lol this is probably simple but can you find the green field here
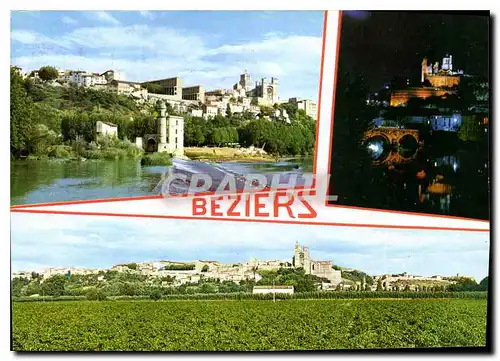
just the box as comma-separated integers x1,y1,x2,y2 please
12,298,487,351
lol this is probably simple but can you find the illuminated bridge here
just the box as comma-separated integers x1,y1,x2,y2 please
362,127,421,167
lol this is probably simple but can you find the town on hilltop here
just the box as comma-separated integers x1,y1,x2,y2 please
12,242,477,296
11,66,317,122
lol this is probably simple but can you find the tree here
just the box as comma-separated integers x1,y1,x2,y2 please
10,67,34,156
376,279,383,291
142,82,165,94
149,288,163,300
201,265,209,272
459,115,484,142
38,66,59,82
120,282,138,296
41,275,66,296
86,288,107,301
479,277,488,291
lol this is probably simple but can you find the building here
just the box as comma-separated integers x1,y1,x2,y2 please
188,108,203,117
96,121,118,138
145,77,182,100
251,77,279,105
403,114,462,132
253,285,294,294
202,104,219,119
234,71,253,92
421,55,462,88
135,100,184,156
293,242,342,284
84,73,107,87
64,70,107,87
11,66,27,78
289,97,317,119
182,85,205,102
390,87,452,107
108,80,145,97
101,70,125,82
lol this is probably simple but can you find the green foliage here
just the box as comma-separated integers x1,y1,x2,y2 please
256,267,324,293
40,275,66,297
479,277,488,291
140,152,173,166
149,288,163,301
12,298,487,350
238,117,315,155
183,110,316,155
447,277,483,292
38,66,59,82
341,269,374,285
11,67,34,155
162,264,195,271
142,82,166,94
459,115,484,142
86,288,107,301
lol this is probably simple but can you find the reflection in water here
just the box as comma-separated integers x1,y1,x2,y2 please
398,135,418,158
10,158,313,206
345,128,489,220
364,134,419,166
365,136,389,160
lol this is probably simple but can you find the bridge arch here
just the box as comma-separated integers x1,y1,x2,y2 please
362,127,421,166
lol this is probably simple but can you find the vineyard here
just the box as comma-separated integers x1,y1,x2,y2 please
12,298,487,351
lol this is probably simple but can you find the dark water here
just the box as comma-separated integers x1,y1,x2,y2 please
351,132,490,220
11,157,313,206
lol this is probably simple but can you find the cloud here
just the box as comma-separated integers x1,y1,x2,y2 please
10,213,490,281
89,11,120,26
62,16,78,25
11,30,57,46
11,25,322,100
139,11,155,20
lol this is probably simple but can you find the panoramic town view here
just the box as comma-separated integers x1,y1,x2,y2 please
11,213,489,351
10,11,321,204
329,11,490,220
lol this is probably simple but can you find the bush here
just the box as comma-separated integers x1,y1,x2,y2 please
47,145,73,158
140,152,173,166
86,288,107,301
149,289,163,301
101,147,127,160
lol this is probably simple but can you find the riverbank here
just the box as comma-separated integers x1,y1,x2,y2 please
184,146,280,162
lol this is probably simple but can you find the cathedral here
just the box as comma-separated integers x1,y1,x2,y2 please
293,242,341,284
233,71,280,106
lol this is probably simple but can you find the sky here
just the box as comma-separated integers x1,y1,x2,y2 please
10,11,323,101
339,11,490,92
11,213,490,281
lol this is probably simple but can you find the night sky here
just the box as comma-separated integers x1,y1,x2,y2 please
338,11,490,92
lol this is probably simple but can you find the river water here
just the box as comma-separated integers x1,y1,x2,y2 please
11,158,313,206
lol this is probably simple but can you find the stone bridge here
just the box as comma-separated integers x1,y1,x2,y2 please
362,127,421,167
362,127,420,145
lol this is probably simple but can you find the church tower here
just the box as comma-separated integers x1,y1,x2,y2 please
421,58,428,83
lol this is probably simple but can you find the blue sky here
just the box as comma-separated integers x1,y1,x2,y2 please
11,213,490,281
11,11,323,101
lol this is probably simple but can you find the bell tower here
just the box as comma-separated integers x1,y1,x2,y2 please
421,58,428,83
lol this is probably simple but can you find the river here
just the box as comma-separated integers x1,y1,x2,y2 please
10,157,313,206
